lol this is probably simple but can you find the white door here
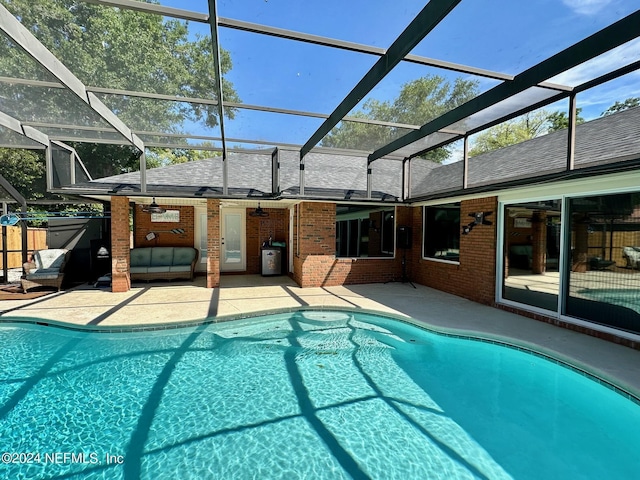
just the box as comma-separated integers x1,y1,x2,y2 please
194,207,207,272
220,208,246,272
289,206,294,273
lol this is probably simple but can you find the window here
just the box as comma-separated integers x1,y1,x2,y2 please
199,213,207,264
565,192,640,334
336,205,394,258
381,210,394,254
423,203,460,261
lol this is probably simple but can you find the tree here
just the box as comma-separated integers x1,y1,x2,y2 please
0,148,46,200
546,108,584,132
146,144,219,168
0,148,101,222
322,75,479,163
469,111,550,157
0,0,240,178
601,97,640,116
71,143,142,179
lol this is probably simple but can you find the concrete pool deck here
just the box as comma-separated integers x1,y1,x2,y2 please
1,274,639,400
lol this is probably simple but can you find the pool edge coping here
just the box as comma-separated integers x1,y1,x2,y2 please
2,305,639,406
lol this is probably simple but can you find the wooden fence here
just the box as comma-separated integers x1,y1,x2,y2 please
0,226,47,268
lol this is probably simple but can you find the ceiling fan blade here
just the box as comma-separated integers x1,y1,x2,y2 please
142,197,166,214
250,203,269,217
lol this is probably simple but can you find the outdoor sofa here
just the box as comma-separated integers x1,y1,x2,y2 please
508,244,559,270
22,248,70,292
129,246,198,282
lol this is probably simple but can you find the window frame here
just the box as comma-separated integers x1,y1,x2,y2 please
335,205,396,259
496,179,640,344
422,202,461,264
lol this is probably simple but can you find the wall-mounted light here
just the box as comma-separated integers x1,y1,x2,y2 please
462,211,493,235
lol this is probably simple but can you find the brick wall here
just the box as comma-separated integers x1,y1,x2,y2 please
134,204,195,248
207,199,220,288
413,197,498,305
110,196,131,292
246,208,289,274
293,202,410,287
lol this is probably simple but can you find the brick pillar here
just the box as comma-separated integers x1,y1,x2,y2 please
531,211,547,274
293,202,335,287
110,196,130,292
206,199,220,288
572,214,589,272
395,206,413,280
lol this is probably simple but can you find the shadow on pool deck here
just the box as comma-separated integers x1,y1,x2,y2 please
1,274,640,398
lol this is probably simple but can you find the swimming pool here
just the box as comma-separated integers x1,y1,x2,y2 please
578,288,640,314
1,310,639,479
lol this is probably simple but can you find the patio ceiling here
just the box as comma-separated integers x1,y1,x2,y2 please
0,0,639,200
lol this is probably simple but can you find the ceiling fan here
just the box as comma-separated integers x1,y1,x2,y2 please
141,197,166,214
249,203,269,217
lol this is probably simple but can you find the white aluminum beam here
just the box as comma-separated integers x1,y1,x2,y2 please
206,0,228,195
81,1,570,89
0,3,145,151
80,0,209,22
0,110,49,146
2,76,479,133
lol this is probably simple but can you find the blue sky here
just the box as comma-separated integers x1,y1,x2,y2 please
158,0,640,150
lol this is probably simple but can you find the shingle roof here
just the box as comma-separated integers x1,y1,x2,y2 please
90,149,403,201
87,107,640,201
413,106,640,196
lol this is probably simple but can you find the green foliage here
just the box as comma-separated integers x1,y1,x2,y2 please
21,204,105,227
70,143,142,178
322,75,479,162
546,108,584,132
146,144,220,168
601,97,640,116
0,0,239,130
469,111,550,157
469,97,638,157
0,0,242,189
0,148,46,200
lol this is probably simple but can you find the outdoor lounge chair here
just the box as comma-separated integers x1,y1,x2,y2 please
21,248,70,293
622,246,640,270
589,256,616,271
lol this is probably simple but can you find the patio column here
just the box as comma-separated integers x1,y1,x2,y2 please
572,214,590,273
531,211,547,274
111,196,130,292
206,199,220,288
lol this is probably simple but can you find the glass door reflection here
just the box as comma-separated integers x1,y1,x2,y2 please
502,200,562,312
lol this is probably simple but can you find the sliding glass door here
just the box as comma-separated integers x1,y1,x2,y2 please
564,192,640,334
501,200,562,312
500,191,640,336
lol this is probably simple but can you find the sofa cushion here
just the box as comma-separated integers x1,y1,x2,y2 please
169,265,192,273
150,247,174,267
173,247,197,266
510,245,532,257
35,249,68,270
147,266,171,274
130,248,152,267
130,266,149,274
26,268,61,280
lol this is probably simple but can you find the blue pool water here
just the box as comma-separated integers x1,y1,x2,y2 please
1,310,639,479
578,288,640,314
